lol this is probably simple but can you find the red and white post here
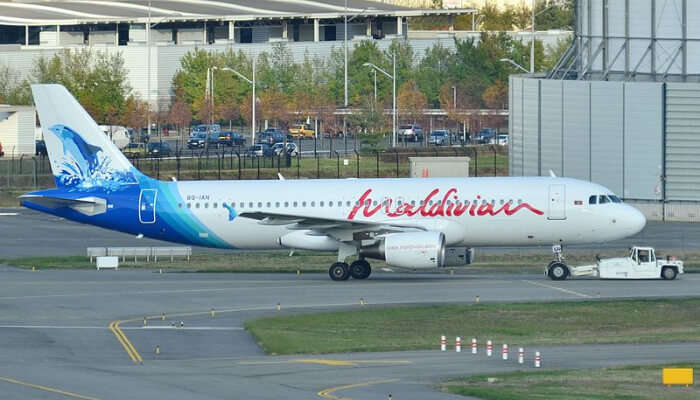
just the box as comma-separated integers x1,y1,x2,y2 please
486,340,493,357
534,351,541,368
518,348,524,364
502,344,508,360
455,337,461,353
440,335,446,352
471,338,477,354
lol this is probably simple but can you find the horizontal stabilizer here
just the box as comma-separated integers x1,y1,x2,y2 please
19,194,107,216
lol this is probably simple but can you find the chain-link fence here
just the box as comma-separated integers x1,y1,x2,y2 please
0,145,508,192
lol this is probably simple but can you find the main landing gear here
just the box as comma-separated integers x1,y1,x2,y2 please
546,244,570,281
329,259,372,281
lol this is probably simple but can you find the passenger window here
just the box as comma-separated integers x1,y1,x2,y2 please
240,202,244,208
195,203,200,209
266,202,271,208
213,203,218,208
187,203,191,208
258,202,263,208
302,201,306,207
589,195,597,205
311,201,315,207
275,202,280,208
320,201,324,207
293,201,298,207
204,203,209,209
284,201,289,207
329,201,333,207
346,201,351,207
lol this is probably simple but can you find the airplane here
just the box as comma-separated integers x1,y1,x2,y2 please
21,84,647,281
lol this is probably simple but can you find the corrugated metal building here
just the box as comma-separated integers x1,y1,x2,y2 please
509,0,700,222
0,105,36,156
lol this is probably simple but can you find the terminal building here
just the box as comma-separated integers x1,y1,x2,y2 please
509,0,700,221
0,0,476,111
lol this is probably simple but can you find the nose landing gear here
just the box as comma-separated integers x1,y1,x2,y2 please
546,244,570,281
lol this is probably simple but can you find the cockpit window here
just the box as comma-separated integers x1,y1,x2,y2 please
598,195,610,204
589,195,597,205
609,195,622,203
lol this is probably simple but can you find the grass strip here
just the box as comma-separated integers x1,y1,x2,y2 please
441,364,700,400
245,299,700,355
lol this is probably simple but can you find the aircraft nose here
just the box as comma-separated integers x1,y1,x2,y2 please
624,205,646,236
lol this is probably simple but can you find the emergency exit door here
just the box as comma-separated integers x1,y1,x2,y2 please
547,184,566,220
139,189,157,224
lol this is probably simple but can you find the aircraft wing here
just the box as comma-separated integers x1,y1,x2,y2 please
238,211,424,240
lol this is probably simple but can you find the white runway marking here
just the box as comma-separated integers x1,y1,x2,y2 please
522,280,592,298
0,213,18,216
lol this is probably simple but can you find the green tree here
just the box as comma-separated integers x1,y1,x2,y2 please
415,43,453,107
33,48,130,123
0,63,31,105
542,36,573,71
348,40,386,104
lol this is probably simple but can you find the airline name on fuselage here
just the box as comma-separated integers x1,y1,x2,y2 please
347,188,544,220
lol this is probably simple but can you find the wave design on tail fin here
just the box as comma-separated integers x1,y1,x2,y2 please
49,124,137,191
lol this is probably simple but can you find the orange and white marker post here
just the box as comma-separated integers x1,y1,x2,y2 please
440,335,446,352
518,348,524,364
502,344,509,360
455,337,462,353
535,351,542,368
471,338,477,354
486,340,493,357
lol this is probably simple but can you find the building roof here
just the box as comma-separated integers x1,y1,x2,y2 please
0,0,475,26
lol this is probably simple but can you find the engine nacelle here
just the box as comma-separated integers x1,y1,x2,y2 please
382,232,446,269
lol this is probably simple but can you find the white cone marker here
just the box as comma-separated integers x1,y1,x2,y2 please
535,351,541,368
456,337,461,353
486,340,493,357
440,335,446,352
502,343,508,360
518,348,524,364
471,338,477,354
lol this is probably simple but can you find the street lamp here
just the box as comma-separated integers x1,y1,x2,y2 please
218,59,257,144
500,58,529,73
531,0,535,74
363,53,396,147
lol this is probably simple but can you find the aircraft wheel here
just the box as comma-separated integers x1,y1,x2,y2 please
547,262,569,281
661,267,677,280
349,260,371,280
329,262,350,281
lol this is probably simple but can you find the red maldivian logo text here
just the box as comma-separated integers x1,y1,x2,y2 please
347,188,544,220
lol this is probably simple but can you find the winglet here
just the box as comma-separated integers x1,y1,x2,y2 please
549,170,557,178
277,173,285,181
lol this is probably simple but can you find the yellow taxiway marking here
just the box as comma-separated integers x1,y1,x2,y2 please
108,320,143,364
238,359,412,367
318,379,399,400
522,280,592,298
0,376,102,400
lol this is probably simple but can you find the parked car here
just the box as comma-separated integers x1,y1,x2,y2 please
494,134,508,146
190,124,221,137
289,123,315,139
398,124,424,142
476,128,497,144
147,141,172,157
187,132,218,149
246,143,273,157
122,142,147,157
271,142,299,156
218,132,246,147
35,139,48,156
128,128,150,144
257,129,285,145
428,130,449,146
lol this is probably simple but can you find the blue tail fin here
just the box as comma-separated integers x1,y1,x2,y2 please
32,84,141,191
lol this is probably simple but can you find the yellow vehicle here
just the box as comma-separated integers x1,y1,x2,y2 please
122,142,147,158
289,123,315,139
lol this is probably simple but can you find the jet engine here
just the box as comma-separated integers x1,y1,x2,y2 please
361,232,446,269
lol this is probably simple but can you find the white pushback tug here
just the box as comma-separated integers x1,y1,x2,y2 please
547,246,684,281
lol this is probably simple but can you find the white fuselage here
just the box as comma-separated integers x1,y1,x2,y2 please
170,176,646,250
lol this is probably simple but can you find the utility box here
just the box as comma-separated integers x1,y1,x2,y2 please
409,157,470,178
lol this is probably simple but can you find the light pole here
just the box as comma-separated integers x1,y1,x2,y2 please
530,0,535,73
363,53,396,147
499,58,529,73
147,0,151,141
220,59,256,144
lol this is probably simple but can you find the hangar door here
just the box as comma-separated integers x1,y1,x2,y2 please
547,184,566,220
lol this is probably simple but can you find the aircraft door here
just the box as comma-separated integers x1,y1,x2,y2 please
547,184,566,220
139,189,157,224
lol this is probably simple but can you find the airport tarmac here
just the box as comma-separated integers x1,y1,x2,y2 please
0,268,699,399
2,207,700,259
